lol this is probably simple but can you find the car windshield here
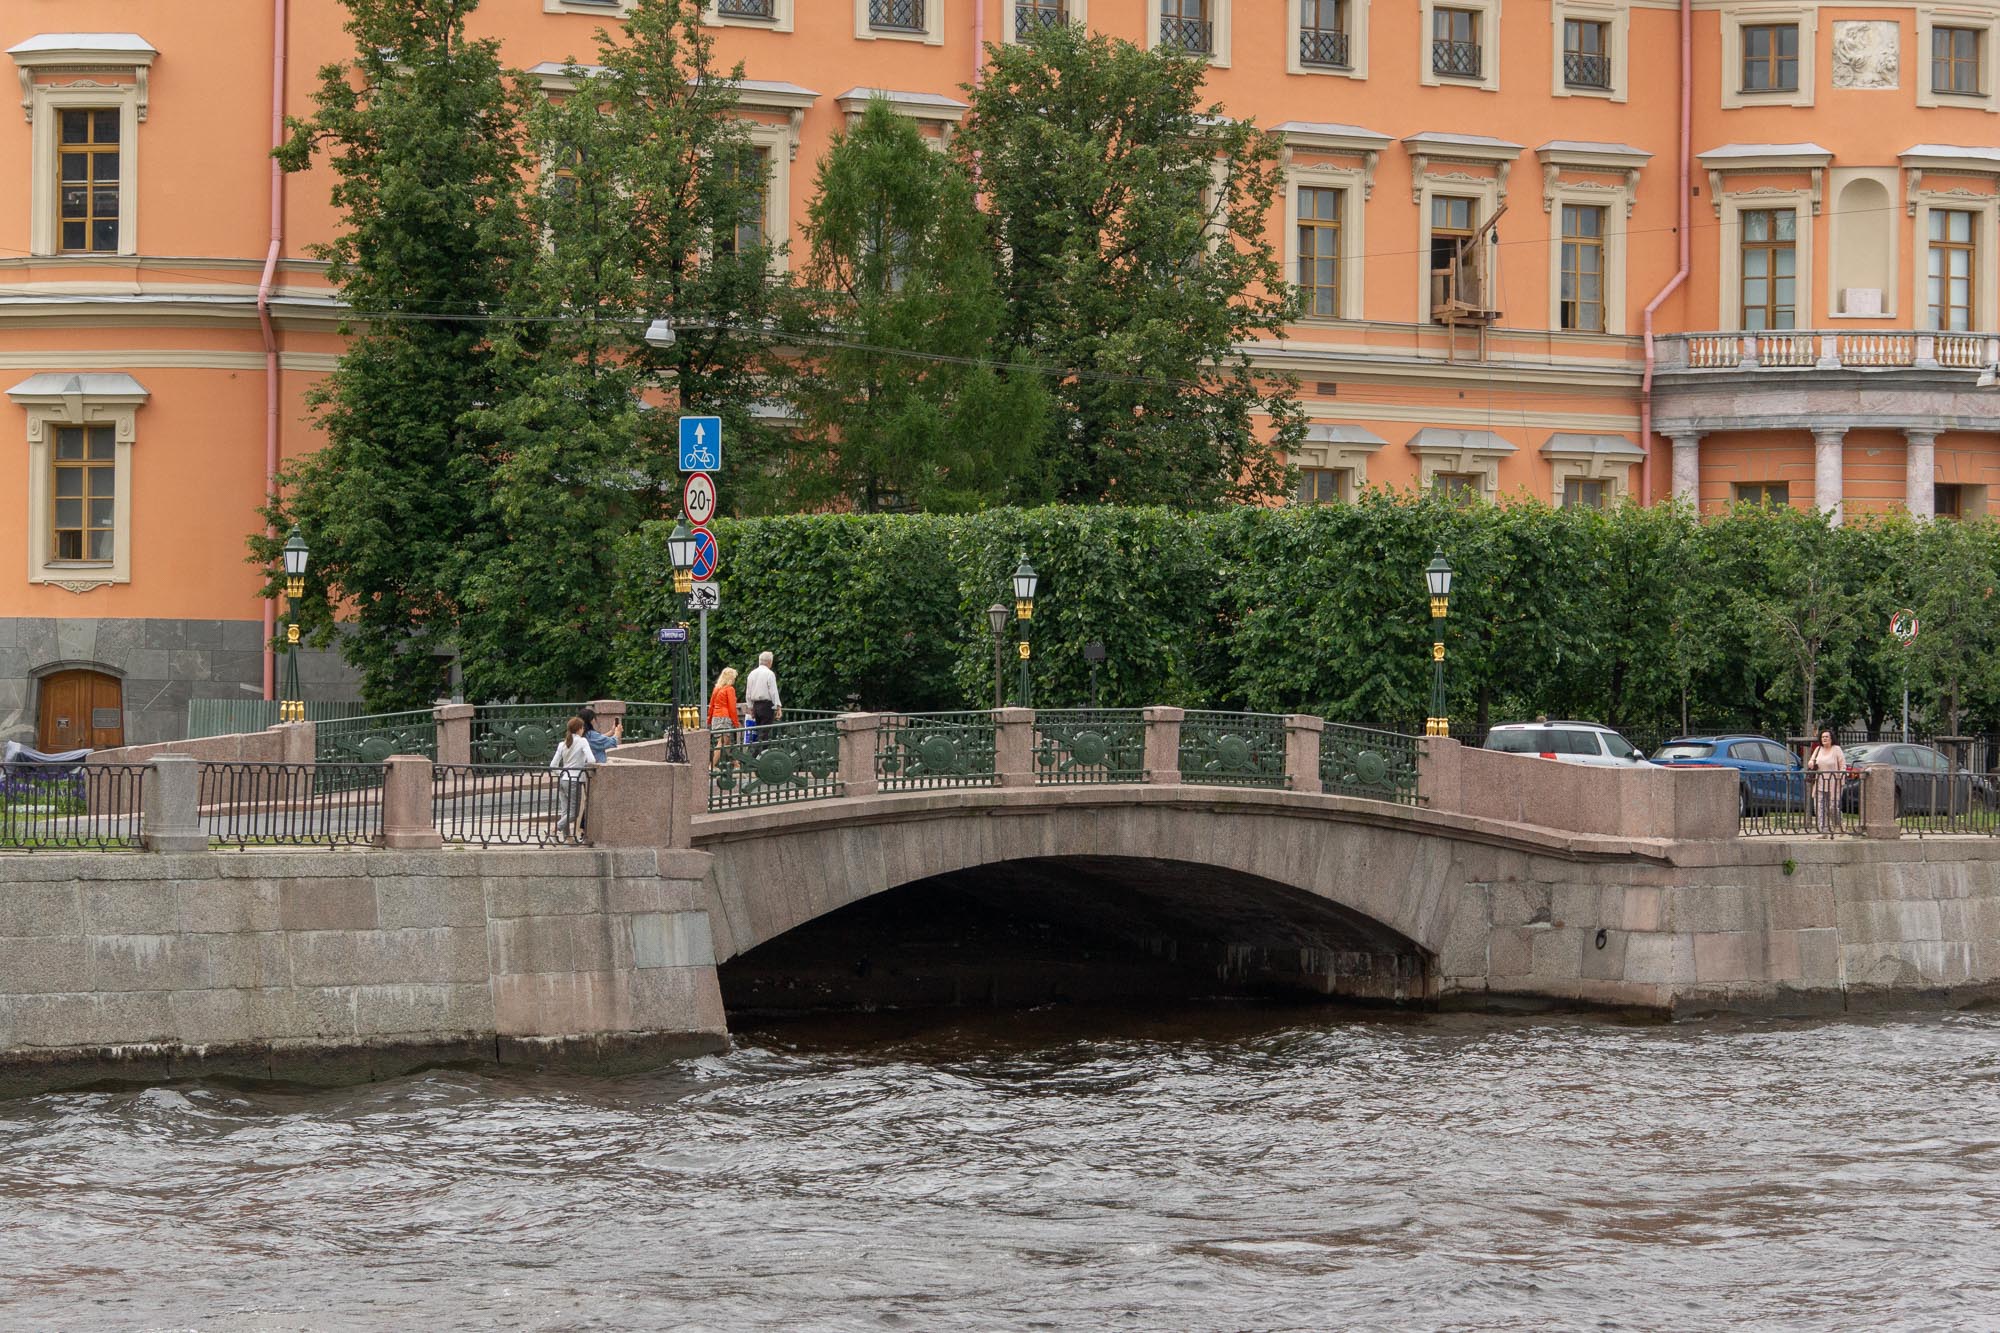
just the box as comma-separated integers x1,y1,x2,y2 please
1654,742,1715,759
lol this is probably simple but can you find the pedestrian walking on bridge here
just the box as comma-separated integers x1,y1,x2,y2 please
549,717,597,844
745,651,782,742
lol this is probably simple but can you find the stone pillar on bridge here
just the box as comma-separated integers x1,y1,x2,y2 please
1904,428,1938,520
1813,427,1847,525
434,702,475,767
1285,715,1325,794
270,722,315,767
1861,765,1902,840
994,708,1035,788
141,755,207,852
589,760,684,847
381,755,442,849
1416,736,1462,811
1669,431,1703,505
837,713,881,798
1143,706,1183,786
588,699,628,736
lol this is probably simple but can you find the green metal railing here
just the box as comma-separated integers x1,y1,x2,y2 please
710,716,843,811
186,697,367,739
1033,709,1148,785
876,712,998,791
471,703,585,766
1179,711,1290,789
315,709,437,764
1320,724,1423,806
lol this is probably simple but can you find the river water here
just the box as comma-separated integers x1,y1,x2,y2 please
4,1006,2000,1330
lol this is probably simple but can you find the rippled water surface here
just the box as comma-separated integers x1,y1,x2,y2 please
5,1008,2000,1330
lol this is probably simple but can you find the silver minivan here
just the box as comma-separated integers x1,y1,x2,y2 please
1482,721,1655,767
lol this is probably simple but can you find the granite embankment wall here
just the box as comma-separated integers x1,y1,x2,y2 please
0,846,724,1093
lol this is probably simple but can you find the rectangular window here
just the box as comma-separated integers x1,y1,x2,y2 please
1433,8,1481,78
1929,209,1976,332
1560,204,1606,332
1295,467,1348,504
1300,0,1350,69
1936,482,1965,519
1161,0,1213,54
1741,23,1800,92
51,425,116,563
57,108,121,255
1297,186,1343,318
1432,472,1481,499
1016,0,1067,38
717,0,777,15
1562,478,1608,510
1735,481,1790,506
1563,18,1610,88
1739,208,1797,332
718,147,770,257
1934,26,1982,95
1430,194,1478,320
869,0,926,33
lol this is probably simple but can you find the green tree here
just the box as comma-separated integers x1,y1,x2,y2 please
1903,517,2000,734
778,98,1046,513
260,0,535,708
958,23,1303,507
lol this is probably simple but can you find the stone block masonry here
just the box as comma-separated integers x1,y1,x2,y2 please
0,847,725,1095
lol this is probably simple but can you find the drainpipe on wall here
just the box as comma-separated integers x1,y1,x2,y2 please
257,0,289,699
1639,0,1692,506
974,0,985,87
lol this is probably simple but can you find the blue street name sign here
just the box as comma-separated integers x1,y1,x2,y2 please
656,625,690,645
678,416,722,473
690,528,719,582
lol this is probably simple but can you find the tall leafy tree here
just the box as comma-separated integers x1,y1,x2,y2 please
259,0,536,707
777,98,1046,513
958,23,1303,507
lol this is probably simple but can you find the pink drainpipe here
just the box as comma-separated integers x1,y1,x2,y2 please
1639,0,1692,506
974,0,984,85
257,0,288,699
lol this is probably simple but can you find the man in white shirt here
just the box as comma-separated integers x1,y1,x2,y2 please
744,651,782,739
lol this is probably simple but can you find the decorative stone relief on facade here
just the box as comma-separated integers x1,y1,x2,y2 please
1832,21,1899,89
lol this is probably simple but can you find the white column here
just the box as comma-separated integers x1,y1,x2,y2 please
1904,428,1938,520
1813,427,1846,525
1669,432,1703,505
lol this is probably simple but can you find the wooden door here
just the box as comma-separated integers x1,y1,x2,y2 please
37,670,124,751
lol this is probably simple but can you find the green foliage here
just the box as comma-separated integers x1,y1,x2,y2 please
957,23,1303,507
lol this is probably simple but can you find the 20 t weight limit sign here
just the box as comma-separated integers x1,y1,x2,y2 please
683,472,717,528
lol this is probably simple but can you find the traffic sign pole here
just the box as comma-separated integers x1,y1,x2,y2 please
678,415,724,728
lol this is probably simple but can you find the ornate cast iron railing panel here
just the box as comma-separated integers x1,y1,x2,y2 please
620,701,688,763
1032,709,1148,785
717,0,776,16
315,709,437,794
1563,51,1610,87
433,765,566,847
1159,15,1214,53
1320,725,1422,806
1433,39,1482,77
201,762,384,847
870,0,925,32
710,717,843,811
1016,0,1067,39
471,703,585,766
1300,28,1351,68
1179,711,1290,789
876,712,998,792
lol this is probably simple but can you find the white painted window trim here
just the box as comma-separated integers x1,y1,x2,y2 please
1715,188,1817,330
1283,167,1368,324
1286,0,1369,80
1541,441,1642,507
1004,0,1089,45
1549,0,1628,104
545,0,631,15
1916,6,2000,111
1292,429,1385,499
1145,0,1232,68
1413,174,1503,323
7,376,146,590
1409,443,1511,502
834,88,969,150
1418,0,1502,93
703,0,795,33
1720,5,1818,110
741,119,793,274
855,0,945,46
22,83,143,258
1912,189,2000,332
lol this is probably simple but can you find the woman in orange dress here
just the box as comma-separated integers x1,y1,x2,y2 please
708,666,742,732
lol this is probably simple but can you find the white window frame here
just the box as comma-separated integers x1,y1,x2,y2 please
1005,0,1089,44
1145,0,1233,68
16,70,148,258
737,120,794,274
834,88,969,152
1407,429,1515,502
703,0,795,32
1716,189,1817,330
1537,144,1645,336
1541,436,1644,507
8,374,147,591
1284,170,1367,323
1292,425,1385,499
544,0,632,14
1722,6,1818,110
1550,0,1628,103
1413,174,1503,324
1917,7,2000,111
855,0,945,46
1419,0,1501,93
1287,0,1370,80
1913,190,2000,332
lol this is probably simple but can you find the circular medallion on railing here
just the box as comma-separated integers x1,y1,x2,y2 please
753,747,800,786
356,736,396,764
1217,734,1254,769
514,723,557,757
917,734,962,775
1355,749,1389,786
1069,730,1109,766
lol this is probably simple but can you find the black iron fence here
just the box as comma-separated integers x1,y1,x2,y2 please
1300,27,1351,68
1888,771,2000,837
1737,769,1860,837
0,761,147,851
1015,0,1067,39
433,765,568,847
201,762,384,848
1432,38,1482,77
1159,15,1214,54
1563,51,1611,88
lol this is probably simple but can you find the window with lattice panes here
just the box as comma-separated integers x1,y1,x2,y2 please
1563,18,1610,89
717,146,770,257
1929,209,1976,332
1562,478,1608,510
1295,467,1349,504
51,425,116,563
1934,26,1982,94
1297,186,1343,318
1740,208,1797,331
1300,0,1350,68
1433,7,1481,78
1560,204,1606,332
57,108,121,254
1160,0,1213,53
1742,23,1799,92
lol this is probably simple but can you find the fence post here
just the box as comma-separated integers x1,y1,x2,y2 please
590,761,676,847
1861,766,1901,839
142,755,206,852
381,755,442,849
1143,706,1184,786
1417,736,1463,811
434,701,474,767
678,728,711,842
995,707,1034,789
838,713,881,798
1285,715,1325,795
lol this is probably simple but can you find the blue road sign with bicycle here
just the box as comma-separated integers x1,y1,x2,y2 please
678,416,722,472
690,528,719,581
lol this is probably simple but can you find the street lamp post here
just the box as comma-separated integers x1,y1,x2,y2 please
280,528,309,723
1083,640,1106,708
667,520,698,729
1012,557,1039,708
1425,549,1453,737
986,604,1010,711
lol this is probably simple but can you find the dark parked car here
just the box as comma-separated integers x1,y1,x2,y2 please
1844,742,1995,816
1651,734,1809,814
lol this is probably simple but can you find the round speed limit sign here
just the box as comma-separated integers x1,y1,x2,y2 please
683,471,717,527
1890,608,1920,644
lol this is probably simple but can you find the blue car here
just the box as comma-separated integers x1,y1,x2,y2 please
1651,734,1807,814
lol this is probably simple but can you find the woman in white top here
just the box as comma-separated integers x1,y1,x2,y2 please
549,716,597,844
1804,728,1847,836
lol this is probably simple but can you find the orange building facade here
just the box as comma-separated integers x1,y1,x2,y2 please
4,0,1999,745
